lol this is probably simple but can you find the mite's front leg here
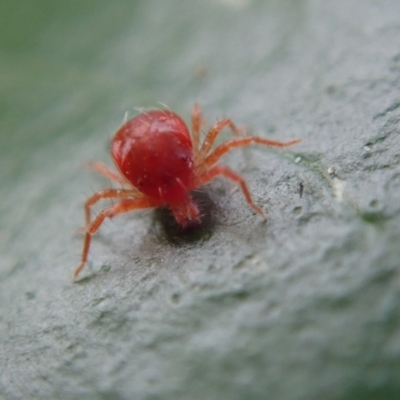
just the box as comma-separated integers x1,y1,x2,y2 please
74,197,156,280
83,189,139,227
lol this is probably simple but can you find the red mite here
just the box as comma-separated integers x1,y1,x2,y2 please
74,105,300,279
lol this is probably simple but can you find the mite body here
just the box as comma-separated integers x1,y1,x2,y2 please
74,105,300,279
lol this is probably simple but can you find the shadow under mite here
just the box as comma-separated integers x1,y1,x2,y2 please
153,190,217,245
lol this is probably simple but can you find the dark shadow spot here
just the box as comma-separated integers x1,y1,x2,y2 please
171,292,181,304
206,288,251,304
369,199,379,208
100,264,111,273
74,274,95,284
326,85,338,95
25,291,35,300
373,100,400,119
360,210,386,224
293,206,302,215
154,190,216,245
268,124,277,133
232,290,250,300
299,182,304,198
208,264,216,272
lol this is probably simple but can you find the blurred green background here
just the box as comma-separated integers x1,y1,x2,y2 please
1,1,400,399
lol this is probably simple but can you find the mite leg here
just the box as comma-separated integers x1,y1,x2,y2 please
84,189,140,227
198,164,266,218
195,118,244,168
203,137,301,169
74,197,156,279
191,103,203,154
88,161,130,187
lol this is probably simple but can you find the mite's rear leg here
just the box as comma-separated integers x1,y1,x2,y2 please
198,164,266,219
191,103,203,155
74,197,158,280
203,137,301,169
195,118,245,170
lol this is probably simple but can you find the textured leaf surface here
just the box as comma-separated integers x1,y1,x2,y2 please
1,1,400,399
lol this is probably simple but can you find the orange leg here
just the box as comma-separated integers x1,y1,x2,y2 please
74,197,157,279
191,103,203,154
203,137,301,169
196,118,244,167
198,164,266,218
88,161,130,187
84,189,140,227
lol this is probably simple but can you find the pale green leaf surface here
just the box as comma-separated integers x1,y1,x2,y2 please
1,1,400,399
